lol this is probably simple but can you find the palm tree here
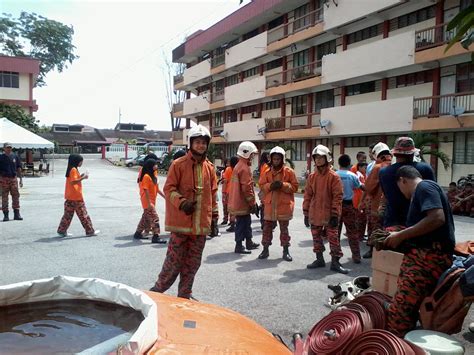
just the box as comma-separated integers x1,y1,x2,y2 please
445,5,474,60
409,133,451,170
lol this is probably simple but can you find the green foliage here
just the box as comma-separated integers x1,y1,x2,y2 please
409,132,451,170
0,102,39,132
263,142,296,169
206,143,221,163
0,12,79,86
445,6,474,61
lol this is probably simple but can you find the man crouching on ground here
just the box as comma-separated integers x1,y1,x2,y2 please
385,165,454,337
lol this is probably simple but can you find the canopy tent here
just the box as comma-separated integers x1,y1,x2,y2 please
0,117,54,149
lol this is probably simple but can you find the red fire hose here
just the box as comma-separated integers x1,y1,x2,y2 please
305,309,363,355
342,329,426,355
351,291,391,329
338,302,373,331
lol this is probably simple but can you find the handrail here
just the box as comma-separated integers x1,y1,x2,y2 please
266,60,322,88
268,7,324,44
414,22,456,51
413,91,474,118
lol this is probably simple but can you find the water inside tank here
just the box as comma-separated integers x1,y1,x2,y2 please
0,299,144,354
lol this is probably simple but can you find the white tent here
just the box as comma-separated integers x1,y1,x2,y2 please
0,117,54,149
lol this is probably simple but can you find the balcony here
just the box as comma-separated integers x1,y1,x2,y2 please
210,90,224,103
225,76,266,107
413,92,474,118
173,102,183,114
211,54,225,68
183,60,211,86
267,7,324,44
226,31,267,69
173,74,184,85
265,113,321,132
415,23,456,51
266,60,321,88
183,95,210,116
212,125,224,137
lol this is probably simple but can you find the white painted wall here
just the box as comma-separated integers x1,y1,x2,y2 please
452,164,474,184
242,113,253,121
225,76,266,106
346,92,381,106
322,31,415,84
183,60,211,86
344,147,367,166
0,73,29,100
262,108,281,119
323,0,402,31
387,83,433,100
183,95,210,116
438,141,453,187
320,96,413,136
223,118,266,142
293,160,308,178
347,35,383,50
226,31,268,69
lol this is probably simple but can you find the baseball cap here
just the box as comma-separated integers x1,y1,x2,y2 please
392,137,416,155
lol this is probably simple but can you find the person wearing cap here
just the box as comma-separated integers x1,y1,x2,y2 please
258,146,299,262
303,145,347,274
379,137,435,230
362,142,393,258
150,125,218,300
228,141,260,254
0,142,23,221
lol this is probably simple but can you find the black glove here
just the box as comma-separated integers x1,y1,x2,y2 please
328,216,339,228
270,181,283,191
250,204,259,217
180,200,197,215
304,216,310,228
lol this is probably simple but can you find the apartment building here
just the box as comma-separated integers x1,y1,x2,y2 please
0,55,40,114
171,0,473,185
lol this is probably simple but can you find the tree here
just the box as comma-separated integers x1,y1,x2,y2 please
263,142,296,169
409,132,451,170
0,12,79,86
445,5,474,61
0,102,39,132
162,50,186,131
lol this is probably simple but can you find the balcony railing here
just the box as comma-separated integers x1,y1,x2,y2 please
268,7,324,44
212,125,224,137
415,23,456,51
210,90,224,103
266,60,322,88
265,113,321,132
211,54,225,68
173,102,184,113
413,92,474,118
173,74,184,85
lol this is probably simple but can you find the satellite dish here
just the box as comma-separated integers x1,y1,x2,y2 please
320,119,331,128
219,131,229,140
450,106,465,117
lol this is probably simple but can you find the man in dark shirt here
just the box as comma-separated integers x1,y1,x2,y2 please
0,143,23,221
379,137,435,228
384,166,454,337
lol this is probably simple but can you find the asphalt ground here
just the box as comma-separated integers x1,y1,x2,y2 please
1,157,472,351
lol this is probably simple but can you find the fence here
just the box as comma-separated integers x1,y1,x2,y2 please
413,92,474,118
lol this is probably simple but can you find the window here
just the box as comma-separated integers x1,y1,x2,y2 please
264,100,281,111
226,110,238,123
243,28,260,41
0,71,19,88
347,24,382,45
456,63,474,93
54,126,69,132
290,140,306,161
454,131,474,164
293,49,309,67
243,66,259,79
314,89,334,113
317,40,336,60
293,4,310,31
347,81,376,96
391,6,435,31
265,58,283,71
268,16,284,30
225,74,239,87
395,70,433,88
291,95,307,115
214,112,223,127
214,79,225,92
241,105,257,114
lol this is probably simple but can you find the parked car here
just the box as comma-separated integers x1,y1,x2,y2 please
125,154,146,167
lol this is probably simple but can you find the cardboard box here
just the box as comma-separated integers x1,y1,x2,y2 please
371,249,405,297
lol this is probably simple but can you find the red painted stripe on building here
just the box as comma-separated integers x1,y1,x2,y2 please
0,56,40,75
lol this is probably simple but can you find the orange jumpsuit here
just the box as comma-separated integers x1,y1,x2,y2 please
228,158,256,216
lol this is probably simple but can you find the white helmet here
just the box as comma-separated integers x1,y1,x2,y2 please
187,124,211,148
373,142,391,159
237,141,258,159
270,146,286,158
312,144,332,163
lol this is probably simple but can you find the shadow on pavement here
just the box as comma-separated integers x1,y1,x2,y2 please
204,252,245,264
235,258,283,272
298,240,313,248
35,235,91,243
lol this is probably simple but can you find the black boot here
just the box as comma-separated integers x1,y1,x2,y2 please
362,247,373,259
13,209,22,221
152,235,167,244
134,231,148,240
330,257,349,274
3,211,9,222
307,252,325,269
220,219,228,225
226,223,235,232
258,246,269,259
282,246,292,262
246,239,260,250
235,244,251,254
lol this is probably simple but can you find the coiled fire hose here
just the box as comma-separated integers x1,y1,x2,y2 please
341,329,427,355
351,291,391,329
305,309,363,355
338,302,373,332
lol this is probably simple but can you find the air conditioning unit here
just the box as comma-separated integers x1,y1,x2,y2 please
251,112,261,118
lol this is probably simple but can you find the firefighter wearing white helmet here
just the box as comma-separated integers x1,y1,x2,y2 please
258,146,299,262
303,144,348,274
150,124,218,299
228,141,260,254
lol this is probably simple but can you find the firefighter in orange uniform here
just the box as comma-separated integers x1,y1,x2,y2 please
150,125,218,300
228,141,260,254
303,145,347,274
258,146,299,262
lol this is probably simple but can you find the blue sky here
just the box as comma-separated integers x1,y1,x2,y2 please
1,0,249,130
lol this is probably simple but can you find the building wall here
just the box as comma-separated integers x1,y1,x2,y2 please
183,95,209,115
347,35,383,51
225,76,266,106
226,31,268,68
452,164,474,185
262,108,281,119
437,141,453,187
390,18,436,36
183,60,210,86
344,147,367,167
224,118,266,142
346,92,381,106
387,82,433,100
0,73,29,100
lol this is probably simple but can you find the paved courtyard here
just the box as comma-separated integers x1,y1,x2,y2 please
1,157,472,350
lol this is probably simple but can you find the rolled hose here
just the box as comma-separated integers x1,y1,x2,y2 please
342,329,427,355
351,291,391,329
305,309,363,355
338,302,373,332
